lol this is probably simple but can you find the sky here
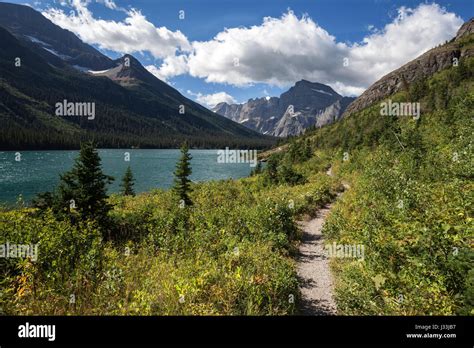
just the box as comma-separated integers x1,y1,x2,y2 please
8,0,473,107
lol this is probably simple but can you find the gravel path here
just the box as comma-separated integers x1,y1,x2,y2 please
297,204,337,315
296,167,348,315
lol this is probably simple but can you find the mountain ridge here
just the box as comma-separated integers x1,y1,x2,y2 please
343,18,474,117
213,80,355,137
0,3,274,150
0,2,114,70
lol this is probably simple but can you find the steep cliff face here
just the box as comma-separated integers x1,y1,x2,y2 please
343,18,474,117
213,80,355,136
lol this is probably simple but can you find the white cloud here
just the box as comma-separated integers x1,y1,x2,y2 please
187,91,237,108
346,4,463,89
42,2,463,96
186,4,462,95
144,65,162,79
150,55,188,81
188,11,340,88
42,0,191,59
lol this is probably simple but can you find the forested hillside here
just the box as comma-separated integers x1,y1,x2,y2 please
0,22,273,150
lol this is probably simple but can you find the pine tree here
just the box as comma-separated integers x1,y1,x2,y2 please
265,155,279,184
58,141,114,227
303,139,312,160
120,166,135,196
251,161,263,176
172,142,193,206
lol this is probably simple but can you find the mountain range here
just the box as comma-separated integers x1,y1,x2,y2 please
2,2,470,150
212,80,355,137
0,2,273,150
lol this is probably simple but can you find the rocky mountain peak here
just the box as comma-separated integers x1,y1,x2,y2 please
293,79,338,94
213,80,354,136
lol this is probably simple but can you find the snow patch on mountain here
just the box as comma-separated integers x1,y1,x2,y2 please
42,47,71,60
25,35,50,46
311,89,333,96
89,68,112,74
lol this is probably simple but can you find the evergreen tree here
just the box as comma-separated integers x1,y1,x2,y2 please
452,58,469,85
251,161,263,176
32,191,56,211
265,154,280,184
277,163,305,185
172,142,193,206
58,141,114,227
120,166,135,196
303,139,312,160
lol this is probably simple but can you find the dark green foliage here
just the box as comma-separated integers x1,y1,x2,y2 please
303,139,313,159
409,78,428,101
120,166,135,196
31,191,56,211
57,141,114,229
447,58,472,86
445,248,474,315
250,161,263,176
264,153,281,184
172,142,193,206
285,139,313,164
263,152,305,186
277,163,306,185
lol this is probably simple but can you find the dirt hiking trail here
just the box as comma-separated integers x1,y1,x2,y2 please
296,167,349,315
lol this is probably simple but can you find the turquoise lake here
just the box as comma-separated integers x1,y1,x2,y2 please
0,149,254,204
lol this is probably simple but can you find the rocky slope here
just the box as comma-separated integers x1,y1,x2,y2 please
213,80,355,137
343,18,474,117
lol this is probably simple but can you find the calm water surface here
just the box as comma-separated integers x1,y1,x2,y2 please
0,149,253,204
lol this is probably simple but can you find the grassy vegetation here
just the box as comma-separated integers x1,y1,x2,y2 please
0,151,338,315
1,40,472,317
283,56,473,315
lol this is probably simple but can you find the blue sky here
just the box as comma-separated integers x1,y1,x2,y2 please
9,0,473,107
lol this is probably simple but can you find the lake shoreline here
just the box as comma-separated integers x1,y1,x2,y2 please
0,149,255,204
